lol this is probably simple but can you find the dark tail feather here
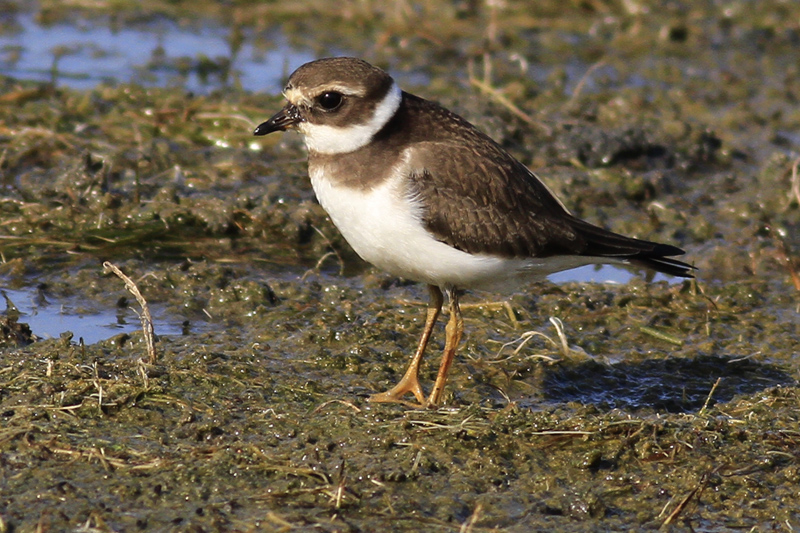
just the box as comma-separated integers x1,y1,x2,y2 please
569,217,695,278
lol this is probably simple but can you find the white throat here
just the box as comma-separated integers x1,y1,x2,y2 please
299,82,402,155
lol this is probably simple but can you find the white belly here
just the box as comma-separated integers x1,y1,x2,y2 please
309,167,590,291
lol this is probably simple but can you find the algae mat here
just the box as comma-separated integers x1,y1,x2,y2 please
1,1,799,531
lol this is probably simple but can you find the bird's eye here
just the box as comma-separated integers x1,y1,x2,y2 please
317,91,343,110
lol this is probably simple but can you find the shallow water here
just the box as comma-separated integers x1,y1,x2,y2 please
0,8,316,93
3,287,187,344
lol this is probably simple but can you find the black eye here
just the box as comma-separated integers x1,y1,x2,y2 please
317,91,343,110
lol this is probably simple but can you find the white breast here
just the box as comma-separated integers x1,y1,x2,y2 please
308,164,591,291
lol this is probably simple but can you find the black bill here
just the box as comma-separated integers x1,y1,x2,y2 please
253,104,303,136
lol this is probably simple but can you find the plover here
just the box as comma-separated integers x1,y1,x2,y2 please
254,57,693,407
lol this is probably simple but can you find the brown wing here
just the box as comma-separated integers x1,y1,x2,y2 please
405,141,693,278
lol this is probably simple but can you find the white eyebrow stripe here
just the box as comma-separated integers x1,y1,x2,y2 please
285,84,367,107
313,83,367,97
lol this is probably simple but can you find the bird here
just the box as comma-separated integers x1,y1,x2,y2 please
254,57,693,408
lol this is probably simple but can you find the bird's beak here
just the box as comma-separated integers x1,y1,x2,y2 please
253,103,303,136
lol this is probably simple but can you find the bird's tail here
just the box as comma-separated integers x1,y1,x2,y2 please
569,216,695,278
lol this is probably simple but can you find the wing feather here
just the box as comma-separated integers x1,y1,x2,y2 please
405,142,693,278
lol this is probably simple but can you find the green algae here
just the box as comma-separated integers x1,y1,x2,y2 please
2,0,800,531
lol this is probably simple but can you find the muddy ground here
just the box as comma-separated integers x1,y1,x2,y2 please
1,0,799,531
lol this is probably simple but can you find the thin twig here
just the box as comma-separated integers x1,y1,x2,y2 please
660,464,723,529
103,262,157,363
566,59,607,109
549,317,570,356
459,503,483,533
488,330,560,363
639,325,685,347
467,57,551,135
301,225,345,280
470,76,551,134
194,112,256,127
767,218,800,291
310,399,362,415
699,377,722,415
790,157,800,207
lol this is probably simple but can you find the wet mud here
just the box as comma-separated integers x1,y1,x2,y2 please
1,1,799,531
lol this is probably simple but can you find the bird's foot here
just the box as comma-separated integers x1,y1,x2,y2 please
368,375,428,408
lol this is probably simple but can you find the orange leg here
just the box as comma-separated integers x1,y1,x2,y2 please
428,288,463,407
369,285,443,407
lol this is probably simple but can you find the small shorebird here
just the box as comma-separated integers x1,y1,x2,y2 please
254,57,693,408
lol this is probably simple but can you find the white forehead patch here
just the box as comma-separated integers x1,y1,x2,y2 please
284,86,312,107
299,82,402,155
